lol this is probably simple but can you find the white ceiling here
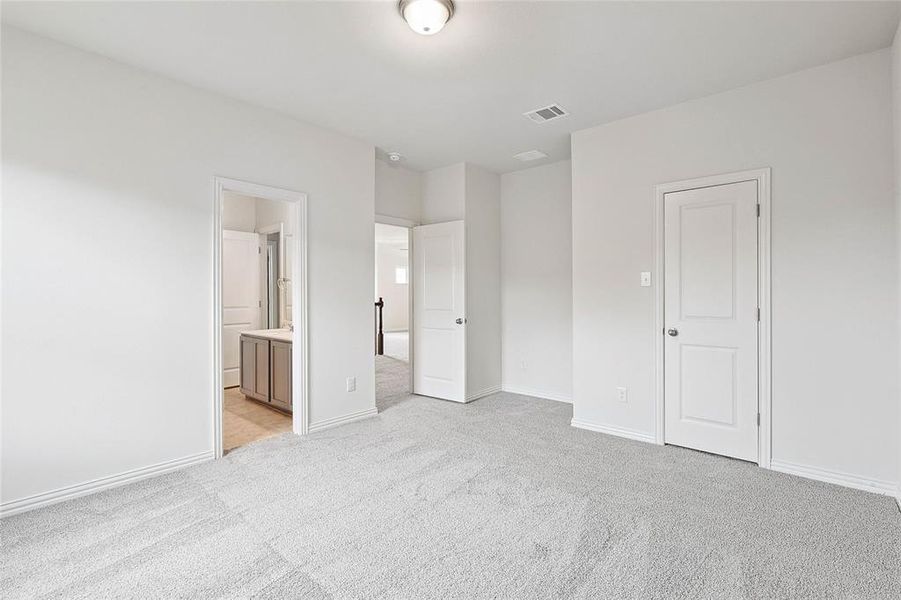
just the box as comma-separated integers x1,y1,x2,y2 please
4,1,899,173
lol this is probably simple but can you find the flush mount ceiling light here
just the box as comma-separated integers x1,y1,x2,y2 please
399,0,454,36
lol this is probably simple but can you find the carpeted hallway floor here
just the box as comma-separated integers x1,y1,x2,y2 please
375,354,411,412
2,391,900,599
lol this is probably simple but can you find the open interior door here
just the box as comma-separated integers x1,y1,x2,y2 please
412,220,465,402
222,230,261,387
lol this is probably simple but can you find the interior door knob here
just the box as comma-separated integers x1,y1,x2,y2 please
667,328,679,337
456,318,464,324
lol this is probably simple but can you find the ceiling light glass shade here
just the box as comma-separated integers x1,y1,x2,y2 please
399,0,454,36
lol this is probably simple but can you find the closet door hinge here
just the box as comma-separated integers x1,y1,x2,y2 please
756,204,761,217
757,307,760,322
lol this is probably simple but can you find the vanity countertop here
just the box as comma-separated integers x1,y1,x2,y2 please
240,328,293,343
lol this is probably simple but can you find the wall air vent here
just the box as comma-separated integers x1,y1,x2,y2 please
523,104,568,124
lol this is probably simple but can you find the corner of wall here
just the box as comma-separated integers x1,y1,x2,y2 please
462,162,502,398
893,19,901,508
499,159,574,405
420,162,465,224
375,157,423,224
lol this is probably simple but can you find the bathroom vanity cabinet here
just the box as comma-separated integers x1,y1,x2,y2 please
239,330,293,413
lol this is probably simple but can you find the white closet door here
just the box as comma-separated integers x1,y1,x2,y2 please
664,180,758,461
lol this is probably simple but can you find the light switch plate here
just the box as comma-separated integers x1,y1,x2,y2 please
640,272,652,287
346,377,356,392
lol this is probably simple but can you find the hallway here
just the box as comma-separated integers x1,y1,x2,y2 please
383,331,408,362
376,332,410,412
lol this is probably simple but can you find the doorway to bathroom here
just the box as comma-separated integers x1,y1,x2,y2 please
214,177,308,457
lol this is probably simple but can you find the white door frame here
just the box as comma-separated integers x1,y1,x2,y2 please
213,177,309,458
375,214,416,393
257,222,286,328
654,168,772,468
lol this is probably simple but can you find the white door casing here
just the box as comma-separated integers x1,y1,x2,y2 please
413,220,465,402
663,179,759,462
222,229,261,388
214,176,309,460
259,233,269,327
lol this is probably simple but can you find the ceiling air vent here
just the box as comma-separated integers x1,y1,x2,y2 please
523,104,568,124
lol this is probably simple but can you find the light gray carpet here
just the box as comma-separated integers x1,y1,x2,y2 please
2,392,900,599
375,354,410,412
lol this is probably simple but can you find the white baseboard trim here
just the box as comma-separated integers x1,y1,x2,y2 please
770,459,899,497
466,385,502,403
501,385,572,404
570,419,656,444
308,407,378,433
1,450,215,518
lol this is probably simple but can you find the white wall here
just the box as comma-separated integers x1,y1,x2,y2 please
375,158,421,224
1,28,376,510
222,193,296,236
255,196,295,235
421,163,465,224
893,22,901,503
222,191,256,232
500,160,573,403
464,164,502,399
572,50,898,489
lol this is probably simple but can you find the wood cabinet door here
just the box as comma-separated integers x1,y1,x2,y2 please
254,339,270,401
240,336,269,402
239,336,257,397
270,341,292,412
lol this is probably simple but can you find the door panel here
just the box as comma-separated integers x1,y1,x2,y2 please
223,230,261,387
679,203,735,319
422,235,455,309
413,220,465,402
680,345,737,426
664,180,758,461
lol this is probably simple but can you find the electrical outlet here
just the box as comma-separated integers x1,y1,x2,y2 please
616,387,628,403
346,377,356,392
